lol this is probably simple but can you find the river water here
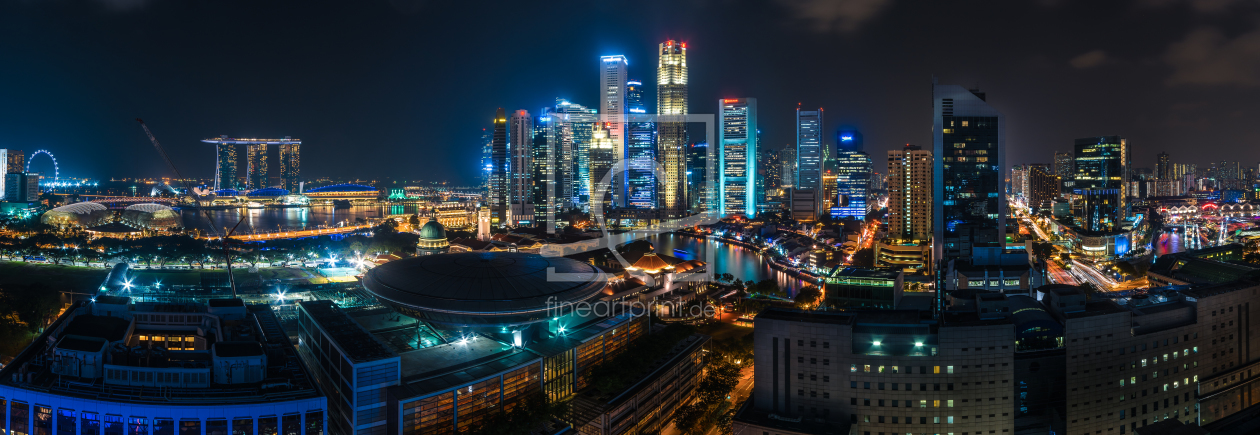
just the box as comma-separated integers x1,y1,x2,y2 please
179,205,428,236
635,232,806,295
181,208,804,293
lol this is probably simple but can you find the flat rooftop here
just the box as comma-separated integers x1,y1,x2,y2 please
61,315,131,342
829,267,901,280
756,308,855,326
299,300,396,363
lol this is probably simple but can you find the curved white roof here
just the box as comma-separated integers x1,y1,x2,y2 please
124,203,175,213
49,202,108,214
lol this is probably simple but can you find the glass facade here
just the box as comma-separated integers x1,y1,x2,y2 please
833,130,869,219
719,98,757,217
933,84,1005,262
1073,136,1128,232
796,108,823,192
625,80,656,209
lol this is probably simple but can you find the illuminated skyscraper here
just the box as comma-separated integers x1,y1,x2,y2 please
202,137,299,192
657,40,688,217
509,110,535,226
210,136,237,191
552,100,597,209
490,108,508,227
687,142,709,211
1073,136,1128,232
1010,164,1027,198
600,55,628,207
625,79,656,209
1156,152,1170,180
589,123,617,214
3,149,21,175
888,145,932,241
833,130,869,219
1054,151,1073,195
718,98,758,218
245,143,268,189
796,108,823,193
481,128,492,195
277,140,300,192
932,84,1005,262
0,149,16,200
531,112,559,226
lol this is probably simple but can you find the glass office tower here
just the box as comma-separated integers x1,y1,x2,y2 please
833,129,869,219
625,80,656,209
796,108,823,192
932,84,1005,262
719,98,758,218
1073,136,1128,232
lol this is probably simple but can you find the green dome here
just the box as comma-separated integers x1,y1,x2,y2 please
419,217,446,240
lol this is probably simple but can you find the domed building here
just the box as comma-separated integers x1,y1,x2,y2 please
120,203,182,230
41,202,111,228
415,216,450,255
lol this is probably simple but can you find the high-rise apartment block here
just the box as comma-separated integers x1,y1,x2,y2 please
509,109,535,226
1073,136,1128,232
888,145,932,242
1027,164,1058,213
1010,164,1027,198
657,40,688,217
719,98,758,217
932,84,1005,262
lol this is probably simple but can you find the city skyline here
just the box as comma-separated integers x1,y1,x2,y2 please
3,1,1260,184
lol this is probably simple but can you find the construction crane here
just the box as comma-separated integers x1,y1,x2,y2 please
136,118,246,298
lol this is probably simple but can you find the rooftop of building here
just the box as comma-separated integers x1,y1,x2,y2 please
1062,300,1129,319
0,300,321,405
827,267,901,280
732,398,849,435
755,307,856,326
298,300,397,363
361,252,608,320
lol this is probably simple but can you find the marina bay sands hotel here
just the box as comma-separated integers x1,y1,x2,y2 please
201,136,301,192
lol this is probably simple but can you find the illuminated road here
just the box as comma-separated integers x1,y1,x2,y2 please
1072,259,1118,290
203,224,374,241
1046,259,1079,285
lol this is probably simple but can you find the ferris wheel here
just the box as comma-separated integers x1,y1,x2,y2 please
25,149,59,181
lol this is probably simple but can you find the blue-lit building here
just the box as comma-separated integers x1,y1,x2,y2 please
1073,136,1129,232
932,84,1006,262
625,79,656,209
718,98,758,218
795,107,823,193
551,100,597,210
687,142,709,212
832,129,870,219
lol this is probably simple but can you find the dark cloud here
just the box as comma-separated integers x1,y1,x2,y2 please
774,0,892,33
1135,0,1244,13
1069,50,1109,69
1163,27,1260,87
93,0,150,11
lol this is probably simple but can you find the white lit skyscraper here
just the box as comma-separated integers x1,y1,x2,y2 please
796,107,823,193
718,98,758,218
657,40,688,217
245,143,268,190
932,83,1005,262
589,123,617,214
509,109,535,226
600,55,628,207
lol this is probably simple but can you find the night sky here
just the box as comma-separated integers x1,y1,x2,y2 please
2,0,1259,185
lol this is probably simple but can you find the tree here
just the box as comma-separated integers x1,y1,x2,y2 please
794,285,822,309
408,214,421,229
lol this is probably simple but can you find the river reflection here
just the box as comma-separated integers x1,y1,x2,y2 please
640,232,805,295
180,205,429,236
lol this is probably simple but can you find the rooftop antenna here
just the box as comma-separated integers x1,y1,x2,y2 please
136,118,245,298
